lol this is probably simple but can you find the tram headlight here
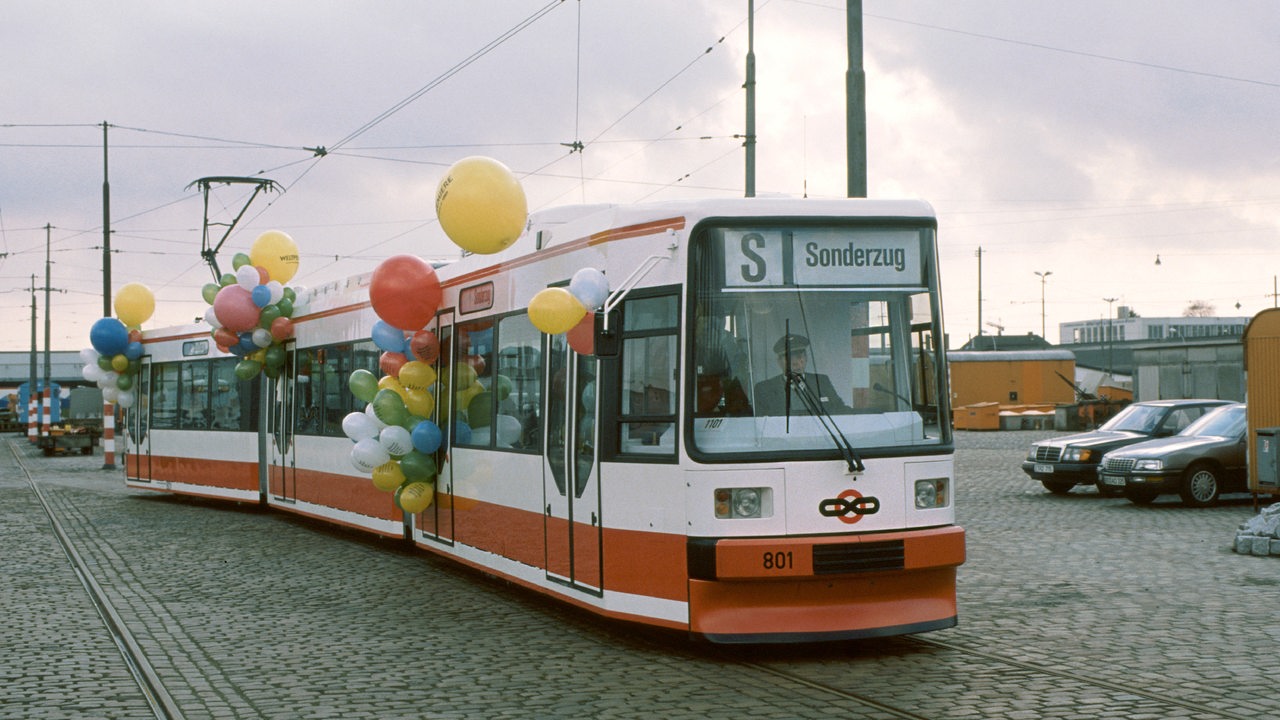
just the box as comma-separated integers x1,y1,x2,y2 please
714,487,768,519
914,478,948,509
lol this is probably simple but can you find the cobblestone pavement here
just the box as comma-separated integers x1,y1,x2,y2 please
2,431,1276,719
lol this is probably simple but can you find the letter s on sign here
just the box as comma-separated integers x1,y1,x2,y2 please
739,232,767,283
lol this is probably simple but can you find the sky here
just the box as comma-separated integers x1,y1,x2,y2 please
3,0,1279,352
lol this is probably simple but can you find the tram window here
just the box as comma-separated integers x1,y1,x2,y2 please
454,320,494,448
180,362,210,430
210,359,248,431
620,334,677,455
151,364,179,430
624,295,678,332
493,313,541,452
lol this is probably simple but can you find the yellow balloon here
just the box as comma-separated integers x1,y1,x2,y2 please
397,480,435,514
371,460,406,492
435,156,528,254
398,361,437,392
404,388,436,418
111,354,130,373
114,282,155,327
249,230,300,283
451,362,477,391
529,287,586,335
377,374,408,401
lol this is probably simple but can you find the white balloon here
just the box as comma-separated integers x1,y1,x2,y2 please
102,386,120,403
351,437,390,472
364,403,388,430
117,390,136,408
266,280,284,306
236,264,261,291
82,363,103,382
204,306,222,329
495,414,522,446
379,425,413,456
251,328,273,348
341,411,379,442
79,347,99,364
569,267,609,311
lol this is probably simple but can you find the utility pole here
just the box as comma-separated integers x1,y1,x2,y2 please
1103,297,1118,378
744,0,756,198
29,275,37,444
975,247,983,337
846,0,867,198
1034,271,1052,340
43,224,52,437
102,121,116,469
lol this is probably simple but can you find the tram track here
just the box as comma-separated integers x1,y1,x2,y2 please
8,441,184,720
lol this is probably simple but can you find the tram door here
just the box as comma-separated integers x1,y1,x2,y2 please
543,333,602,592
125,357,152,482
419,314,455,544
267,341,297,503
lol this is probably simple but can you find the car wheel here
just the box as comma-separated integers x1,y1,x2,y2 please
1125,488,1158,505
1179,462,1220,507
1041,479,1075,495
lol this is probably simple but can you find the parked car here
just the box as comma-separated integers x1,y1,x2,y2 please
1021,399,1232,495
1096,402,1247,506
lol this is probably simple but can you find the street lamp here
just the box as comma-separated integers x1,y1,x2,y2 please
1034,271,1052,340
1103,297,1118,378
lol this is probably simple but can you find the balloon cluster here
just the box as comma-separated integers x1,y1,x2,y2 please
81,283,155,408
201,231,305,380
529,267,609,354
343,254,449,514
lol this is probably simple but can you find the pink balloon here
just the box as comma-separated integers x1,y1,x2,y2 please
213,285,260,332
567,312,595,355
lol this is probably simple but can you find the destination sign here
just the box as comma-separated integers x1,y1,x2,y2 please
720,228,922,288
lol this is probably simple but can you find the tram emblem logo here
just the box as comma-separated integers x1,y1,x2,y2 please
819,488,880,524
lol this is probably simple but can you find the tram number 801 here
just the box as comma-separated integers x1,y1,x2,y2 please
762,551,794,570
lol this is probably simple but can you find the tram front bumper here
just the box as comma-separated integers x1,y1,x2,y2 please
686,525,965,643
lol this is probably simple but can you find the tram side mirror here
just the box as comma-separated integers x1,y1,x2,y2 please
594,310,620,358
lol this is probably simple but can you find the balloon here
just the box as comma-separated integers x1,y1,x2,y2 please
467,391,492,428
250,230,300,283
528,287,586,335
276,297,294,318
79,347,99,364
269,316,293,342
463,354,486,376
350,437,390,474
201,283,221,305
213,285,261,333
342,411,379,441
398,451,437,482
371,388,409,427
110,354,129,373
348,369,379,403
236,264,262,291
566,312,595,355
379,425,413,457
82,363,103,382
235,359,262,380
251,285,272,308
492,374,512,401
569,267,609,311
495,414,522,446
364,403,387,430
265,280,284,306
259,304,282,328
411,420,443,454
103,386,119,403
435,156,528,254
372,320,408,353
404,388,435,419
369,255,442,331
263,344,286,368
114,282,156,328
220,272,237,287
409,330,440,364
123,341,143,361
377,374,408,400
97,354,114,371
89,317,130,356
371,461,406,492
204,307,223,329
231,252,252,270
116,373,133,391
251,328,273,348
213,328,239,348
398,361,437,392
451,362,477,391
117,390,136,409
452,421,472,446
395,480,435,514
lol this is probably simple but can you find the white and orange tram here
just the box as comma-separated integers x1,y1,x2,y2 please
124,197,964,643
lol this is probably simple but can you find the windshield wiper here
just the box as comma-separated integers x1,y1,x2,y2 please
785,370,865,474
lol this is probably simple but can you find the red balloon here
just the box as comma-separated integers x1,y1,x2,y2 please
269,316,294,342
213,328,239,348
213,285,260,332
463,354,486,376
409,330,439,364
567,312,595,356
369,255,442,331
256,266,270,285
127,329,143,343
380,351,408,377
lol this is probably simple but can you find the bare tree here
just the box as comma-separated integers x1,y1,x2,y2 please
1183,300,1215,317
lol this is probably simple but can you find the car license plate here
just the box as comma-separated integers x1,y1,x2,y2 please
1034,464,1053,474
1102,475,1125,487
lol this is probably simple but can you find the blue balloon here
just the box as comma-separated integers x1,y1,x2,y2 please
372,320,407,353
89,317,129,356
411,419,443,454
251,285,272,308
452,421,472,446
124,341,144,361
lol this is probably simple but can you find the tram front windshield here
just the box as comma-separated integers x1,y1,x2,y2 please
689,222,949,460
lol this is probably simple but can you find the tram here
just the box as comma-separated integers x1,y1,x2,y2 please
123,197,965,643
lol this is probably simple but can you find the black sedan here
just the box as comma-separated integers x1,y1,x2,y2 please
1021,398,1232,495
1096,403,1247,506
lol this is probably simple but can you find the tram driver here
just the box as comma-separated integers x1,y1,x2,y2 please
752,334,850,417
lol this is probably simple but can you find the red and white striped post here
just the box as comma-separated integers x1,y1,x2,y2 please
102,401,116,469
27,394,38,443
41,385,51,437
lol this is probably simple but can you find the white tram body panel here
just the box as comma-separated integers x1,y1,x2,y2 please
124,197,965,643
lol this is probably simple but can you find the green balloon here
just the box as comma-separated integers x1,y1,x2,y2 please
401,413,428,431
263,362,281,379
349,369,378,403
467,391,493,429
235,359,262,381
259,304,282,328
264,345,286,368
398,450,437,481
282,286,296,302
276,298,294,318
372,388,408,427
232,252,252,270
116,373,133,391
220,273,237,287
201,283,220,305
97,355,114,371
